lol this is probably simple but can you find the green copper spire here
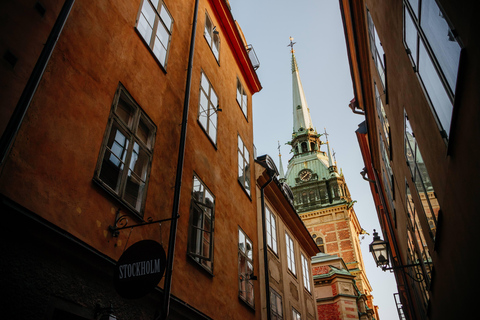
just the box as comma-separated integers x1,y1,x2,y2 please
289,37,313,134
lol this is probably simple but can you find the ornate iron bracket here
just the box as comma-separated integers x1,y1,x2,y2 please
382,263,425,282
108,209,180,237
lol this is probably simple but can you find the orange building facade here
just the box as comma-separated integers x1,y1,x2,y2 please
0,0,265,319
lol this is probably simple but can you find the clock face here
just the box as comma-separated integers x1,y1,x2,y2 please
299,169,312,182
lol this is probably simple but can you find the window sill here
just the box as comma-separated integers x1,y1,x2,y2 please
238,296,255,312
92,177,145,221
196,119,218,150
187,253,214,277
134,27,168,74
237,179,252,201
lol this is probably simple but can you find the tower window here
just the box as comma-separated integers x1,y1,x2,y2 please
316,237,325,253
301,142,307,153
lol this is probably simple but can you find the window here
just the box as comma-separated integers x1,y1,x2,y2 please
236,78,248,119
292,308,301,320
238,135,251,195
315,236,325,253
204,12,220,60
405,113,440,240
375,83,390,152
265,206,278,253
94,84,156,216
285,232,296,275
301,254,311,292
198,71,218,143
403,0,461,138
238,228,254,307
367,9,386,88
136,0,173,67
188,175,215,272
270,288,283,320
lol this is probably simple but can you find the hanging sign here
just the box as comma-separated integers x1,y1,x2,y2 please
113,240,167,299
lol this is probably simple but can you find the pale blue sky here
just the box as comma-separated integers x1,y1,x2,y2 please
229,1,399,319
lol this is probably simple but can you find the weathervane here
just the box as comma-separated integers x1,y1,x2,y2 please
288,36,296,53
278,140,282,156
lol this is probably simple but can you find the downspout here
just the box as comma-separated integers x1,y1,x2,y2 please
0,0,75,166
159,0,199,318
259,172,274,320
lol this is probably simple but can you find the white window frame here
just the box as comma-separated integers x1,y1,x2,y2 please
187,174,215,272
265,206,278,254
236,78,248,119
292,307,301,320
238,228,254,307
285,232,296,275
204,11,220,61
135,0,173,68
301,253,311,293
270,288,283,320
237,134,251,196
198,71,218,144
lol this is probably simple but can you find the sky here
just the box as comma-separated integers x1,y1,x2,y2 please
229,1,400,319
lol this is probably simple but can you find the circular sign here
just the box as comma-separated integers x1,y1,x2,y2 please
113,240,167,299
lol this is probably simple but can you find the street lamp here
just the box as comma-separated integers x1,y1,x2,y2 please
368,229,425,282
369,229,389,268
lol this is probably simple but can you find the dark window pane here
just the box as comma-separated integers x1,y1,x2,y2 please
420,0,461,93
418,40,453,134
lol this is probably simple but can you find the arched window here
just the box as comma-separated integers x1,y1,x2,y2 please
316,237,325,253
301,142,307,153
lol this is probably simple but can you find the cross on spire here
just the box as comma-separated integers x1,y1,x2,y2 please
288,37,296,53
324,128,329,142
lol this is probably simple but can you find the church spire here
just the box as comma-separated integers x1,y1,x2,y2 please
289,37,313,134
278,141,285,182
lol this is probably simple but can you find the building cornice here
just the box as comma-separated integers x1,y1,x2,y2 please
210,0,262,94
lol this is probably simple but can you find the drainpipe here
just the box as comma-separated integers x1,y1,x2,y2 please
158,0,199,318
0,0,75,166
259,169,274,320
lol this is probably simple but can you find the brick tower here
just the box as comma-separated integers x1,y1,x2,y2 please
283,41,376,318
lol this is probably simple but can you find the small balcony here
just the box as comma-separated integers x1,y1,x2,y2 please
246,44,260,70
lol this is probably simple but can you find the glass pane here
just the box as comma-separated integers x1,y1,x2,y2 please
156,22,169,46
209,113,217,142
116,97,134,127
210,89,218,107
125,170,146,211
246,238,252,260
407,0,419,18
404,7,418,67
421,0,461,93
238,230,245,252
125,143,148,210
201,72,209,90
149,0,159,10
153,37,167,65
141,0,156,26
137,118,151,147
128,142,149,181
138,14,153,44
418,40,453,134
159,4,172,31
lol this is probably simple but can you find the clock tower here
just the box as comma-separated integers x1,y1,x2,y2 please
283,42,376,311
